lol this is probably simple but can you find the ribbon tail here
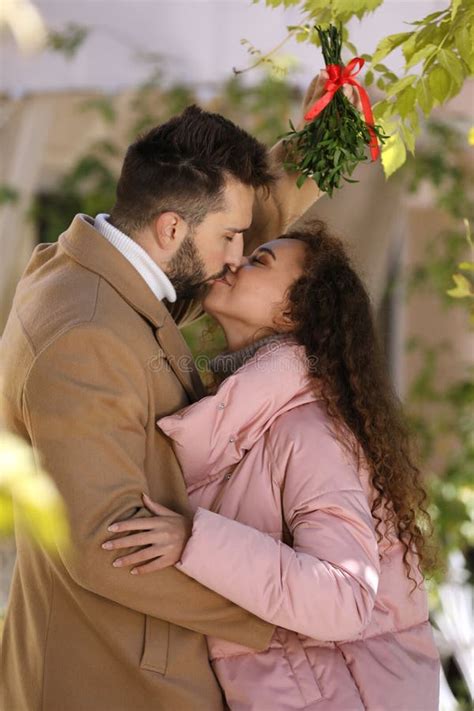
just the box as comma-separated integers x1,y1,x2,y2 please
304,88,337,122
353,82,380,161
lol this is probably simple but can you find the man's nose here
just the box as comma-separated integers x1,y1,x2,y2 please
226,234,245,272
227,255,248,273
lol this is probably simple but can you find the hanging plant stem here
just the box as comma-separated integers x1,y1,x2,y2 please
281,24,387,197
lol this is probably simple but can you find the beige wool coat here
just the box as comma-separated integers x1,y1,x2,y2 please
0,155,320,711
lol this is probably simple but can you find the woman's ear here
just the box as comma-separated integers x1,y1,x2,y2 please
273,304,294,332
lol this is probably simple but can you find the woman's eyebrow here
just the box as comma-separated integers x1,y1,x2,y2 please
256,246,277,260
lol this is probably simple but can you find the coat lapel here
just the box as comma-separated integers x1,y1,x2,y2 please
154,319,206,402
60,214,205,403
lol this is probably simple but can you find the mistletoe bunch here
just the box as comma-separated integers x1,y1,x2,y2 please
281,25,387,196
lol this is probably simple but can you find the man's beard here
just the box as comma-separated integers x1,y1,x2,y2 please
167,230,225,301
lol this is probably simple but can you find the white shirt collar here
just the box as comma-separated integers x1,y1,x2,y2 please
93,213,177,303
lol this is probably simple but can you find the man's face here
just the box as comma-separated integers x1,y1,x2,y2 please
167,177,254,300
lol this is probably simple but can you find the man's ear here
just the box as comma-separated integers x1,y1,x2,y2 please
153,212,188,251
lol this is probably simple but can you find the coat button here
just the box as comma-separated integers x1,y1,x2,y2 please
224,473,232,480
229,437,235,443
218,402,225,410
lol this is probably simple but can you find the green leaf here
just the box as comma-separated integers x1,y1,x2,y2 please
407,10,444,25
381,129,407,178
366,0,383,10
296,173,308,189
0,185,19,205
47,23,89,59
396,86,416,118
407,109,420,135
372,32,413,65
372,99,394,121
332,0,381,20
428,65,451,104
303,0,328,15
344,40,358,55
451,0,462,20
405,44,436,70
417,77,433,115
459,262,474,272
463,218,472,247
400,122,416,155
437,48,464,88
447,274,473,298
365,69,374,86
455,26,473,68
80,97,116,124
402,33,418,64
385,74,417,98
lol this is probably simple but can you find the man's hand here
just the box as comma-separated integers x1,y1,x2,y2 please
296,68,362,131
102,493,193,575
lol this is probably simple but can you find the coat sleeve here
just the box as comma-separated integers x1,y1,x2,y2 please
176,420,380,642
22,323,274,650
166,140,322,328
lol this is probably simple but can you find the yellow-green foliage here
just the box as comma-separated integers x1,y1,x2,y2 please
447,219,474,324
252,1,474,177
0,432,69,547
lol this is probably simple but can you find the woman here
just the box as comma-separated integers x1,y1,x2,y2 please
103,221,441,710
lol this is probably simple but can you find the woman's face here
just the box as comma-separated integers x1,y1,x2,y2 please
203,238,307,349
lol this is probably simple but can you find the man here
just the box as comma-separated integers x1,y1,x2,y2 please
1,72,356,710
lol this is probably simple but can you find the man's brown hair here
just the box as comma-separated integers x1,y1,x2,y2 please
110,104,276,235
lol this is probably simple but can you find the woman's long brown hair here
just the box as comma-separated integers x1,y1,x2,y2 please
284,221,438,590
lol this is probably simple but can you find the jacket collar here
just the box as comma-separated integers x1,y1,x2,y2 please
158,341,319,488
60,214,205,402
93,213,177,304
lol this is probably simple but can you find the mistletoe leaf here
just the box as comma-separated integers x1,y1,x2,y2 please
285,24,385,196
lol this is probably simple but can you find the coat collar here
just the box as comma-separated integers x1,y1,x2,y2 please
158,341,319,488
60,214,205,402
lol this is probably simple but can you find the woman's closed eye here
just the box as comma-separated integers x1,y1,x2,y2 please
249,254,265,265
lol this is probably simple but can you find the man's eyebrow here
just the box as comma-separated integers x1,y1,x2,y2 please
255,246,277,260
225,225,252,233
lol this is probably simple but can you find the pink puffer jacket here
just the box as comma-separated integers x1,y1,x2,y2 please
158,340,440,711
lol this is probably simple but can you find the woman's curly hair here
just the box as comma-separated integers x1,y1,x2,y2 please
283,221,439,591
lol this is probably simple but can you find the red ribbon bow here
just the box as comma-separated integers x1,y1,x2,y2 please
304,57,380,161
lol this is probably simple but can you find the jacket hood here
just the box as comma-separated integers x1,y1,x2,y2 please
157,340,319,490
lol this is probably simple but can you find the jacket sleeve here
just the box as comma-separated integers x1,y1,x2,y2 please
166,140,322,328
22,323,274,650
176,421,380,642
242,139,322,256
